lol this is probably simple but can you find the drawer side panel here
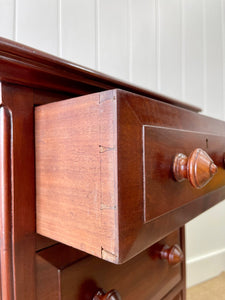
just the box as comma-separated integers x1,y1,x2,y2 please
35,91,118,259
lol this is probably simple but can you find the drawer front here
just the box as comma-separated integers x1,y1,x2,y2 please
60,230,183,300
36,89,225,263
144,125,225,221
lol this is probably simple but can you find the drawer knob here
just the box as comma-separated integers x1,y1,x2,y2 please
173,148,217,189
160,244,184,265
93,289,121,300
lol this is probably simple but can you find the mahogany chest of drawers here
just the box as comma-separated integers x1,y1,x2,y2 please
0,37,225,299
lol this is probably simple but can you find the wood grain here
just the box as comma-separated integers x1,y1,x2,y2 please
1,82,75,299
164,289,183,300
0,106,14,299
92,289,121,300
36,90,118,260
36,88,225,264
173,149,217,188
1,37,224,299
37,243,87,270
144,126,225,221
160,244,184,265
116,89,225,263
61,230,182,300
36,255,59,300
1,84,37,299
36,230,183,300
0,37,200,112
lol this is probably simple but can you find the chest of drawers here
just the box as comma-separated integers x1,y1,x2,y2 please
0,37,224,299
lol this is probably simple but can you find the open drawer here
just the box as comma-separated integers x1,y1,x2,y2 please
35,89,225,263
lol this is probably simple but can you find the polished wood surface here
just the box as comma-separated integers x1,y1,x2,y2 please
0,38,224,299
2,84,37,299
163,288,183,300
93,289,121,300
172,293,182,300
163,287,183,300
144,125,225,221
173,148,217,188
36,88,225,264
36,91,118,260
36,230,183,300
36,255,59,300
0,106,14,299
159,244,184,266
1,82,72,299
0,37,200,113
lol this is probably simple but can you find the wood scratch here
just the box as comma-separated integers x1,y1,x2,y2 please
99,145,114,153
100,204,116,210
101,248,117,262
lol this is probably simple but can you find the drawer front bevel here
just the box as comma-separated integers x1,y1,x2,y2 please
144,125,225,222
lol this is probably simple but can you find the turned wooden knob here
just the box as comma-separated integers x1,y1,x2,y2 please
93,289,121,300
160,244,184,265
173,148,217,189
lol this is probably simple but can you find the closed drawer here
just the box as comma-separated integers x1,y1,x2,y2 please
37,230,184,300
35,89,225,263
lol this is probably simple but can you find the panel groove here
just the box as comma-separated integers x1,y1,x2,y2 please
128,0,132,82
58,0,62,57
221,0,225,120
202,0,207,114
13,0,17,40
94,0,100,70
181,0,186,102
156,0,160,91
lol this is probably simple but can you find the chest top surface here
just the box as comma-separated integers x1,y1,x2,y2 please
0,37,200,112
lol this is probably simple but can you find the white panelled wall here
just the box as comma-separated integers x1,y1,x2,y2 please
1,0,225,288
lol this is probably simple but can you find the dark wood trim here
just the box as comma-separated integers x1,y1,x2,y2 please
0,106,14,299
0,37,200,113
37,243,87,270
1,82,76,299
2,84,36,299
163,282,184,300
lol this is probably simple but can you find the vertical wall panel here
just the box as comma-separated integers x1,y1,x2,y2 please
98,0,129,80
186,201,225,287
186,201,225,259
16,0,58,55
186,1,225,287
129,0,157,90
223,0,225,120
183,0,204,109
61,0,96,69
0,0,14,39
157,0,182,99
204,0,223,119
